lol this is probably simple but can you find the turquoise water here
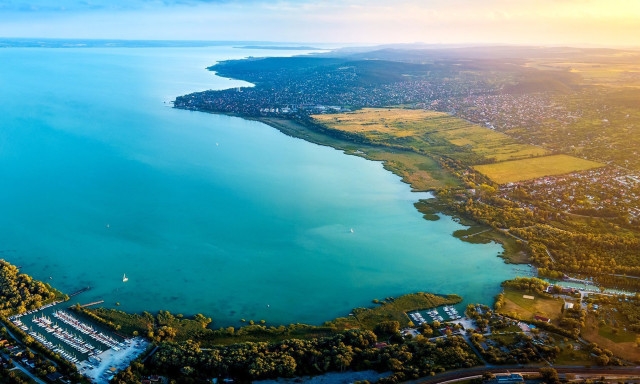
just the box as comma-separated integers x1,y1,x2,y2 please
0,47,516,326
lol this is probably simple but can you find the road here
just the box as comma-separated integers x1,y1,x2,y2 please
1,320,52,384
412,365,640,383
544,247,556,264
458,334,490,367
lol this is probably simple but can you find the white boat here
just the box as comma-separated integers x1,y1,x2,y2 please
122,273,128,282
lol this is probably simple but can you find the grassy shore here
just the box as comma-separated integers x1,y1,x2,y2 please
326,293,463,330
73,292,462,347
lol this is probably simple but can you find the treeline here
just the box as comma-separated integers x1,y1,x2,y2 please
0,259,59,316
146,330,479,382
501,277,549,293
511,225,640,277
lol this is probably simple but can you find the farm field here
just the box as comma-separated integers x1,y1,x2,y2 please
312,108,549,163
473,154,603,184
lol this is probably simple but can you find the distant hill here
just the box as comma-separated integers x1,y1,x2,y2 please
234,45,326,50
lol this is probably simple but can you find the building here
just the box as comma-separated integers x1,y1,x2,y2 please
534,315,551,323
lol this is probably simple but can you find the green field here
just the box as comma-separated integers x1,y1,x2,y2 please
598,324,637,343
547,335,595,366
312,108,549,164
473,154,604,184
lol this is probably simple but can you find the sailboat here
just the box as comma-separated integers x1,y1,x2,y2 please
122,273,128,283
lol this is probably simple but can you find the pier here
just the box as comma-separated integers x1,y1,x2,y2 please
80,301,104,308
69,286,91,297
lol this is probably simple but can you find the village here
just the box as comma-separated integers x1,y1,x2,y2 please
397,279,638,374
499,166,640,223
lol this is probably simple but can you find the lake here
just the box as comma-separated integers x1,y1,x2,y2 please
0,46,516,325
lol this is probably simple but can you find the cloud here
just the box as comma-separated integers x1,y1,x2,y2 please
0,0,638,46
0,0,260,12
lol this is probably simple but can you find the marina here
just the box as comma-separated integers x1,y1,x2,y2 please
8,299,149,383
9,302,127,365
408,305,462,326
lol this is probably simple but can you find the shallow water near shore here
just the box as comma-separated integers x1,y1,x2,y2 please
0,46,516,325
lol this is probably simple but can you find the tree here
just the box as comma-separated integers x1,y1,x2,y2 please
539,367,559,384
375,321,400,336
482,372,496,381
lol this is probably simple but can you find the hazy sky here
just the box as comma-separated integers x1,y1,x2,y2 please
1,0,639,46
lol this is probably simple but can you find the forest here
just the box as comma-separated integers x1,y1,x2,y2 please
0,259,59,317
112,330,479,383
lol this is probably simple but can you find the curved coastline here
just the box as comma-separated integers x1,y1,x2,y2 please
0,47,517,328
173,108,525,266
174,54,527,265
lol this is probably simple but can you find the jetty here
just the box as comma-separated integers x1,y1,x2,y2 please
80,301,104,308
69,286,91,297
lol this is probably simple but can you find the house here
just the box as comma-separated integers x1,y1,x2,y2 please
534,315,551,323
564,302,574,310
